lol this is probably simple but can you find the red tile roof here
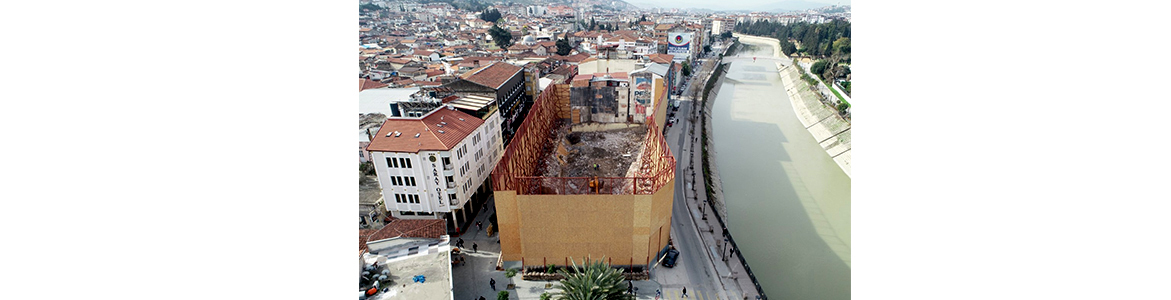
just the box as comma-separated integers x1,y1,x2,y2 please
366,107,485,153
459,61,522,90
560,53,590,63
360,78,388,91
647,54,675,64
360,217,447,252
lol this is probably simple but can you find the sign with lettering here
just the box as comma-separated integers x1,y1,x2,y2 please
430,153,444,208
667,32,692,59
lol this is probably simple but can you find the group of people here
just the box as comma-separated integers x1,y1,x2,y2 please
455,238,478,253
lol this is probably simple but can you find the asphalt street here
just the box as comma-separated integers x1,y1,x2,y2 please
652,96,721,300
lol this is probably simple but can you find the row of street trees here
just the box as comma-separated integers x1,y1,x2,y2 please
734,19,850,59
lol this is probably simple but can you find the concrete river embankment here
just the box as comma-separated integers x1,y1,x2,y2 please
708,36,852,300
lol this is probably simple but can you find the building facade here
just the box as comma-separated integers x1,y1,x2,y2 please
436,62,529,147
366,105,504,233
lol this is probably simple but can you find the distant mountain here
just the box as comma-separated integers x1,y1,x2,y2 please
767,0,843,12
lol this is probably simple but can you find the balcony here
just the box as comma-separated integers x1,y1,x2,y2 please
443,163,452,171
447,182,455,189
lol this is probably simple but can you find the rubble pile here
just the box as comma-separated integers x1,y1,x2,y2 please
538,123,646,178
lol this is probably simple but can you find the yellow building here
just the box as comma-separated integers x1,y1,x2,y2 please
491,83,676,267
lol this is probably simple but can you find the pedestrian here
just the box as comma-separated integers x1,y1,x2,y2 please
627,281,633,294
458,238,464,248
656,289,662,300
490,278,496,291
477,221,483,231
473,243,478,253
682,287,688,298
480,296,486,300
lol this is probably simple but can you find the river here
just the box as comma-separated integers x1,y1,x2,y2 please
712,42,852,299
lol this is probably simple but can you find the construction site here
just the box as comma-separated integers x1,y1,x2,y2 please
490,82,677,267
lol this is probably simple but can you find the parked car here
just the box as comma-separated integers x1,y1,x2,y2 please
663,249,680,268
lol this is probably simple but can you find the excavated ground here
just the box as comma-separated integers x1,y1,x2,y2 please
538,123,647,179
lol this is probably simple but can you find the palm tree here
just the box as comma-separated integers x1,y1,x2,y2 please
552,258,633,300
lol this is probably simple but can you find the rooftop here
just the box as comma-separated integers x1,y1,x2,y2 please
459,61,523,90
366,106,484,153
360,217,447,253
359,87,420,116
365,249,451,300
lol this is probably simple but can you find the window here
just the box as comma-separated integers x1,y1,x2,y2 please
449,193,457,201
388,157,397,168
394,194,403,203
405,158,412,168
442,157,451,166
446,175,454,185
400,211,416,216
409,177,416,186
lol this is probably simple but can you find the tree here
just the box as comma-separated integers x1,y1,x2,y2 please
703,45,712,53
810,60,828,78
720,31,732,39
780,40,797,55
497,291,510,300
553,259,634,300
489,24,513,49
639,15,647,22
505,268,519,286
556,37,572,55
479,9,501,23
360,3,381,11
832,37,850,55
682,61,692,77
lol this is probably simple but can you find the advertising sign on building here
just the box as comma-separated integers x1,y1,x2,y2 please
666,32,692,61
633,74,652,106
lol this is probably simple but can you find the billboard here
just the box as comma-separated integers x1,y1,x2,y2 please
666,32,692,59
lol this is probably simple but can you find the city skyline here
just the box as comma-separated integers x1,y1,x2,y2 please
628,0,850,11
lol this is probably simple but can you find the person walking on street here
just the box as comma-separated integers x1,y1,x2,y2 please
457,238,464,248
489,278,496,291
476,221,482,231
682,287,688,298
472,243,478,253
479,296,486,300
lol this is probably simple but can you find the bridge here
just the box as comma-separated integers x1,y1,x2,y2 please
720,56,792,66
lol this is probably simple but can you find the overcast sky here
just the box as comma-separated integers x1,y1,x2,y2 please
626,0,850,11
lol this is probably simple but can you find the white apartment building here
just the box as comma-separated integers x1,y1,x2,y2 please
366,105,504,232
